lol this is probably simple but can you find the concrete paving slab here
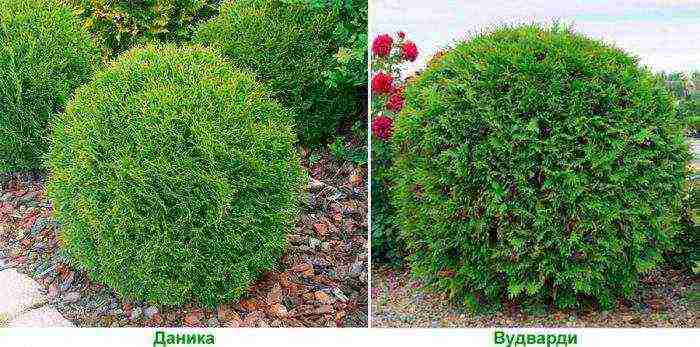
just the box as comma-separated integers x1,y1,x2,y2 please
0,269,47,317
8,306,73,327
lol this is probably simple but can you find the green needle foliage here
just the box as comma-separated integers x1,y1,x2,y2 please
67,0,222,56
47,45,305,307
0,0,100,173
391,25,692,311
195,0,362,145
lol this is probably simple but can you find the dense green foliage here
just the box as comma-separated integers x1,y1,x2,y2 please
371,140,404,266
283,0,368,89
47,45,305,307
68,0,222,56
0,0,100,173
196,0,363,144
391,25,692,310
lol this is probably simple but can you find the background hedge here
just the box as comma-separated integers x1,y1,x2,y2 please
0,0,100,173
196,0,363,144
391,25,692,310
68,0,222,56
47,45,305,307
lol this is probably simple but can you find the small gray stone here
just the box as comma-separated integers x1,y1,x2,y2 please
144,306,158,319
330,192,345,201
321,242,332,253
20,191,39,203
332,288,348,302
37,263,57,278
33,242,48,253
30,217,48,236
350,262,364,276
63,291,81,303
0,258,9,271
309,238,321,249
59,272,75,291
130,307,142,320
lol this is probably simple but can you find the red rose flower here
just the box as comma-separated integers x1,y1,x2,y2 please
372,115,394,140
386,93,404,112
371,72,394,95
402,41,419,62
372,34,393,57
397,31,406,39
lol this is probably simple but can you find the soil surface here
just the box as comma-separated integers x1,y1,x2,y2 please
371,266,699,328
0,136,368,328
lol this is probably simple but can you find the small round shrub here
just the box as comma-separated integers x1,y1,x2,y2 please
195,0,362,144
47,45,305,307
0,0,100,173
391,25,692,310
68,0,222,56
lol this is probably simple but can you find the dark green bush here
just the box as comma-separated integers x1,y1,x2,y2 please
371,140,405,266
47,45,305,307
391,25,692,310
68,0,222,56
196,0,362,144
283,0,368,90
0,0,100,173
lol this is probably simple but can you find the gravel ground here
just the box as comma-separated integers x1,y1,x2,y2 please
371,136,699,329
371,266,699,328
0,134,368,328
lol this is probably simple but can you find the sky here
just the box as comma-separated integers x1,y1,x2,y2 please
371,0,700,73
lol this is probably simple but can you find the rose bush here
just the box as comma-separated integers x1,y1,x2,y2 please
370,32,418,265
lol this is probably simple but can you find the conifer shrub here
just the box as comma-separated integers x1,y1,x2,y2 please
288,0,369,90
391,25,692,310
47,45,305,307
195,0,362,144
68,0,222,56
0,0,100,173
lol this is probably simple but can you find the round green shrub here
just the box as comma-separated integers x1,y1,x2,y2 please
391,25,692,310
195,0,362,145
47,45,305,307
0,0,100,173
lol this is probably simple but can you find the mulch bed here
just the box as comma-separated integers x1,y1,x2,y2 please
371,266,698,328
0,141,368,328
